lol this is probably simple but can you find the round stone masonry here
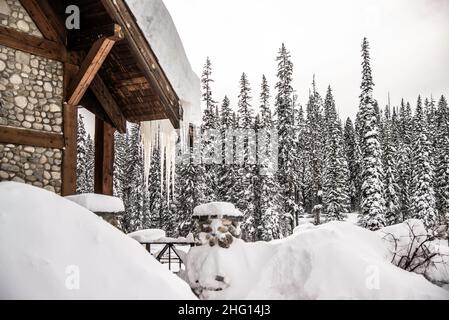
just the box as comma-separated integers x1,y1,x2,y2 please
0,45,63,133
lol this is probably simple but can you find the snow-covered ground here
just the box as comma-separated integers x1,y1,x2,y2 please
0,182,196,299
185,221,449,299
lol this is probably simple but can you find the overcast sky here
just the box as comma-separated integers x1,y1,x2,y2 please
163,0,449,121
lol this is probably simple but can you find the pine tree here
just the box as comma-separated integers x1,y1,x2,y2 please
305,76,325,223
122,123,145,233
274,43,299,235
435,95,449,230
253,75,282,240
113,130,127,199
357,38,385,230
383,109,401,225
235,72,257,241
344,118,362,211
200,57,219,202
175,149,207,236
397,99,413,220
76,114,94,193
322,86,350,221
410,96,438,230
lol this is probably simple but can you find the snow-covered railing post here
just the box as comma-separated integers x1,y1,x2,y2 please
192,202,243,248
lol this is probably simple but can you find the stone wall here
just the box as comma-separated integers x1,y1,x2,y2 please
0,45,63,132
0,0,64,194
0,0,43,37
0,144,62,193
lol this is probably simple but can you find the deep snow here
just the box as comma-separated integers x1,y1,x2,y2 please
185,221,449,299
0,182,196,299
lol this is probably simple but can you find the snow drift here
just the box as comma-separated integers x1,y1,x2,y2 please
0,182,196,300
185,221,449,299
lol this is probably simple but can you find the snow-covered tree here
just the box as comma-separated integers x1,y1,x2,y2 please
113,130,127,199
344,118,362,211
383,110,401,225
236,72,257,241
274,43,299,235
411,96,437,230
322,86,350,221
357,38,385,230
76,114,94,193
435,95,449,230
122,123,145,233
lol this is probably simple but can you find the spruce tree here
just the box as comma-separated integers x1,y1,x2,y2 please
344,118,362,211
200,57,219,202
435,95,449,230
410,96,438,230
236,72,257,241
383,111,401,225
322,86,350,221
113,130,127,199
274,43,298,235
76,114,93,193
357,38,385,230
122,123,145,233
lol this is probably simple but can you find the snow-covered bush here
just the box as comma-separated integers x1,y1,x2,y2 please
379,219,449,286
0,182,196,299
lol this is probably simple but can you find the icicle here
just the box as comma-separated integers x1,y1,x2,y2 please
141,119,182,205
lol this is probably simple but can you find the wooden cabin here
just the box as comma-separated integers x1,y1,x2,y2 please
0,0,185,196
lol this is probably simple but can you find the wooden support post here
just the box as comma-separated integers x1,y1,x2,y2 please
62,103,78,196
94,117,114,195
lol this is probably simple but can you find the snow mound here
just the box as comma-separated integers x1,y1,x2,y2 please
193,202,243,217
185,221,449,299
65,193,124,213
0,182,196,300
128,229,166,242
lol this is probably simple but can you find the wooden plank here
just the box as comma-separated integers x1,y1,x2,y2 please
68,23,124,50
0,26,67,61
0,125,64,148
101,0,182,128
19,0,64,43
62,103,78,196
94,117,114,196
90,75,126,133
66,36,116,106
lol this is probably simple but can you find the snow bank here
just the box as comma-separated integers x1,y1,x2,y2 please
193,202,243,217
185,221,449,299
0,182,196,300
65,193,124,213
128,229,166,242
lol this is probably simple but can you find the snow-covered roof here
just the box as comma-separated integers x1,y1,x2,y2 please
126,0,201,126
193,202,243,217
0,182,196,299
65,193,124,213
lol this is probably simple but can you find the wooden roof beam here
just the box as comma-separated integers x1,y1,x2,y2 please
101,0,182,129
19,0,66,44
66,26,124,106
68,23,124,51
90,75,127,133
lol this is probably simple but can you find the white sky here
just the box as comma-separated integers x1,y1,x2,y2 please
163,0,449,120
